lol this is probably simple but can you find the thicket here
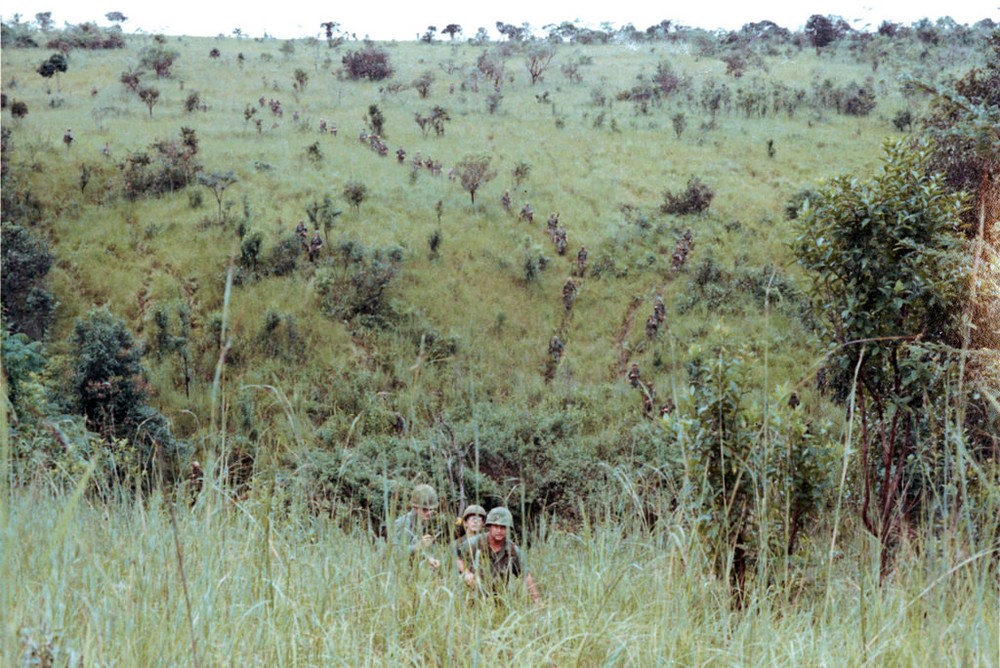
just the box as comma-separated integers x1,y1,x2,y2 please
0,222,56,341
68,307,187,488
341,43,394,81
122,128,202,200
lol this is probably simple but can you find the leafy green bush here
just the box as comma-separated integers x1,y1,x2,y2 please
660,176,714,215
341,43,393,81
1,222,55,341
69,307,187,487
794,139,971,574
315,243,403,326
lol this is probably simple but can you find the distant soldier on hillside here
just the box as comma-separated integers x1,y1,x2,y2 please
520,202,535,223
628,363,641,388
562,278,577,311
548,335,564,363
546,213,560,237
501,190,511,212
576,246,588,277
308,230,324,262
645,313,659,339
63,128,74,149
653,294,666,325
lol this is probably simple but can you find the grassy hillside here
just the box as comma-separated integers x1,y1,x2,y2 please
2,34,920,407
3,24,995,502
2,21,998,666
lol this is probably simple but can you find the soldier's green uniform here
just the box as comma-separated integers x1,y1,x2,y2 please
392,484,441,568
455,507,540,604
455,532,525,585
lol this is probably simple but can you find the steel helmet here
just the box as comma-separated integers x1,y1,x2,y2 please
409,483,439,510
485,506,514,528
462,504,487,520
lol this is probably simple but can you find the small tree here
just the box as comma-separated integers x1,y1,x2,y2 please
1,222,55,341
137,86,160,117
661,176,714,214
342,43,393,81
197,171,238,224
138,45,179,78
305,194,342,242
804,15,837,51
525,45,555,85
120,67,143,93
37,53,68,91
794,140,970,577
10,100,28,121
343,181,368,213
430,106,450,137
455,154,496,205
671,112,687,139
105,11,128,25
70,307,184,485
293,68,309,94
366,104,385,136
413,71,434,99
512,161,532,188
442,24,462,40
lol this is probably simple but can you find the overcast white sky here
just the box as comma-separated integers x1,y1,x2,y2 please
2,1,997,40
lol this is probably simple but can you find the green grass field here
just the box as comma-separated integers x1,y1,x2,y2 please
2,22,998,666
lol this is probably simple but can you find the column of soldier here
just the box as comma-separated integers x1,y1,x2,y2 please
392,484,543,606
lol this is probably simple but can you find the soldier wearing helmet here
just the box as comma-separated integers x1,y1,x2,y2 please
458,504,487,540
392,483,441,569
455,506,541,605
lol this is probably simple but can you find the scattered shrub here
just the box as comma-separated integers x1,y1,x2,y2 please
342,43,394,81
660,176,715,215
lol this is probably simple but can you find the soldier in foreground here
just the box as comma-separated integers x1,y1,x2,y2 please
392,483,442,569
455,507,541,606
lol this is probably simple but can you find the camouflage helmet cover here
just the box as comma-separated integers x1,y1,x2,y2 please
485,506,514,528
409,483,439,510
462,504,487,520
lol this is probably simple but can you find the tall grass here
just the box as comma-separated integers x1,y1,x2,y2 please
1,479,995,666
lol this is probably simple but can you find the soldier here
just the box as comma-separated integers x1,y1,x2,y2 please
392,483,442,569
653,294,666,325
520,202,535,224
330,122,338,136
645,313,659,339
576,245,588,277
319,119,328,133
788,392,801,409
659,399,675,419
501,190,511,212
548,335,564,363
455,507,541,605
295,220,308,244
63,128,74,149
554,227,568,256
628,363,641,388
546,213,559,238
308,230,324,262
396,147,406,163
562,278,577,311
453,504,487,551
641,383,656,416
188,460,203,506
101,142,111,159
